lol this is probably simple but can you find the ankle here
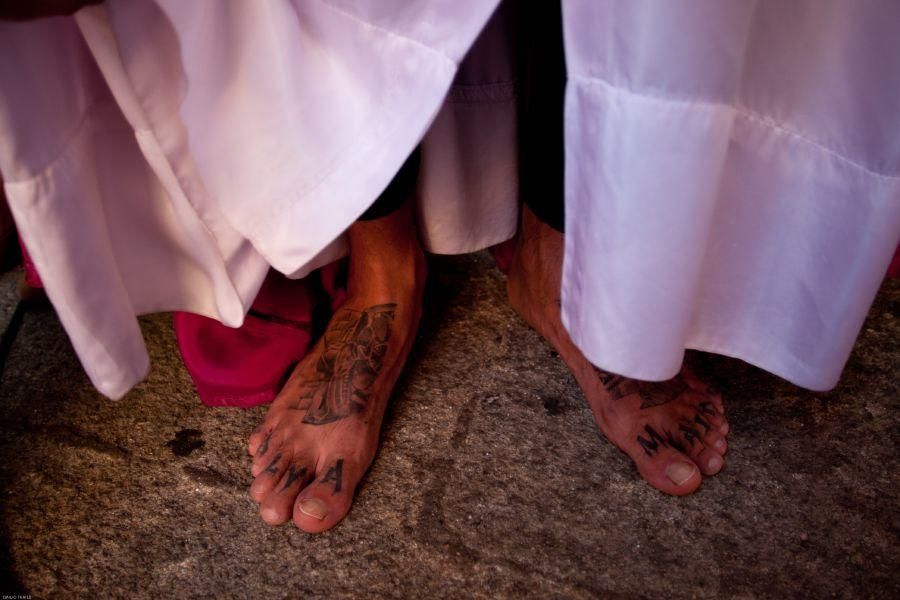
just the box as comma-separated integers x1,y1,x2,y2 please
346,240,426,303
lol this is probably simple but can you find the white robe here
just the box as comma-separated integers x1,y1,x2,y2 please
560,0,900,390
0,0,897,398
0,0,515,398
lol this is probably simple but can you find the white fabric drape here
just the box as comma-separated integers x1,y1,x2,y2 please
0,0,511,398
560,0,900,391
0,0,897,399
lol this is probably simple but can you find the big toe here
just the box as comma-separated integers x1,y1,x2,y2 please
634,447,702,496
293,456,363,534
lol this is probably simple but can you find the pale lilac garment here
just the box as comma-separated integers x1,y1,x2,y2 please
0,0,512,398
560,0,900,391
1,0,898,401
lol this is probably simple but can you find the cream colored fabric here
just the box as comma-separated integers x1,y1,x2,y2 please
1,0,897,400
560,0,900,390
0,1,511,398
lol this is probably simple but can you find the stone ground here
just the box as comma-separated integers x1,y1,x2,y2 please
0,253,897,599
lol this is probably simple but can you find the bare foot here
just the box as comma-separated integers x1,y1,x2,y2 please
247,203,425,532
507,206,729,495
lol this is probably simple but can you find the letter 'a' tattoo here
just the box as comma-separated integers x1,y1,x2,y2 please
297,304,396,425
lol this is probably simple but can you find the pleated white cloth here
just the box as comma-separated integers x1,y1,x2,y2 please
560,0,900,391
0,0,897,399
0,0,513,398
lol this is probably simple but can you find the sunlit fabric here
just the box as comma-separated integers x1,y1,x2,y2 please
0,0,511,398
0,0,897,399
560,0,900,390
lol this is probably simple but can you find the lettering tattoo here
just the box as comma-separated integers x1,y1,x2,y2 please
264,452,282,476
594,368,688,409
296,304,396,425
257,431,273,456
320,459,344,495
281,465,308,492
637,425,669,456
679,422,702,446
694,413,711,432
697,401,718,416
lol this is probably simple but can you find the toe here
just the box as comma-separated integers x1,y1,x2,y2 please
691,405,727,438
694,447,724,476
293,456,363,533
251,431,285,477
250,450,288,502
259,459,314,525
248,425,275,459
703,430,728,455
633,446,702,496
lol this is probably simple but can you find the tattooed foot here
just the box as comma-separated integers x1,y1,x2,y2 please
507,206,729,495
247,205,425,532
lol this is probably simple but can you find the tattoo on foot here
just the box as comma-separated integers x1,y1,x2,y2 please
281,465,308,492
257,431,273,456
637,424,669,456
320,459,344,495
264,453,282,475
694,412,711,432
679,422,702,446
594,368,689,409
296,304,397,425
697,401,718,416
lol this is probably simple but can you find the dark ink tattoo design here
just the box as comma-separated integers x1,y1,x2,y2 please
257,431,273,456
594,368,688,409
264,453,282,476
320,459,344,495
679,422,702,446
694,413,711,432
697,401,718,416
637,425,669,456
296,304,397,425
636,424,689,456
281,465,308,492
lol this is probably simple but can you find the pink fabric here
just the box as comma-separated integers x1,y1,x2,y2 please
175,267,339,408
888,245,900,279
490,238,516,275
18,237,42,288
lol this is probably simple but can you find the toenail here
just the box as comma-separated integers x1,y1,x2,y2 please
714,439,726,452
299,498,328,520
708,456,723,471
665,462,697,486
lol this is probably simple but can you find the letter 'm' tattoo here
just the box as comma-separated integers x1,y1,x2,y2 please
637,425,670,456
281,465,308,492
296,304,396,425
320,459,344,494
665,430,685,453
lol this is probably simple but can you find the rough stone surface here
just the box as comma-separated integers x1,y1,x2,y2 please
0,253,897,598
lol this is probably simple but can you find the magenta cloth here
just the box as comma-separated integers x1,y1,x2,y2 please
174,264,346,408
18,238,42,288
888,245,900,279
490,238,515,275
